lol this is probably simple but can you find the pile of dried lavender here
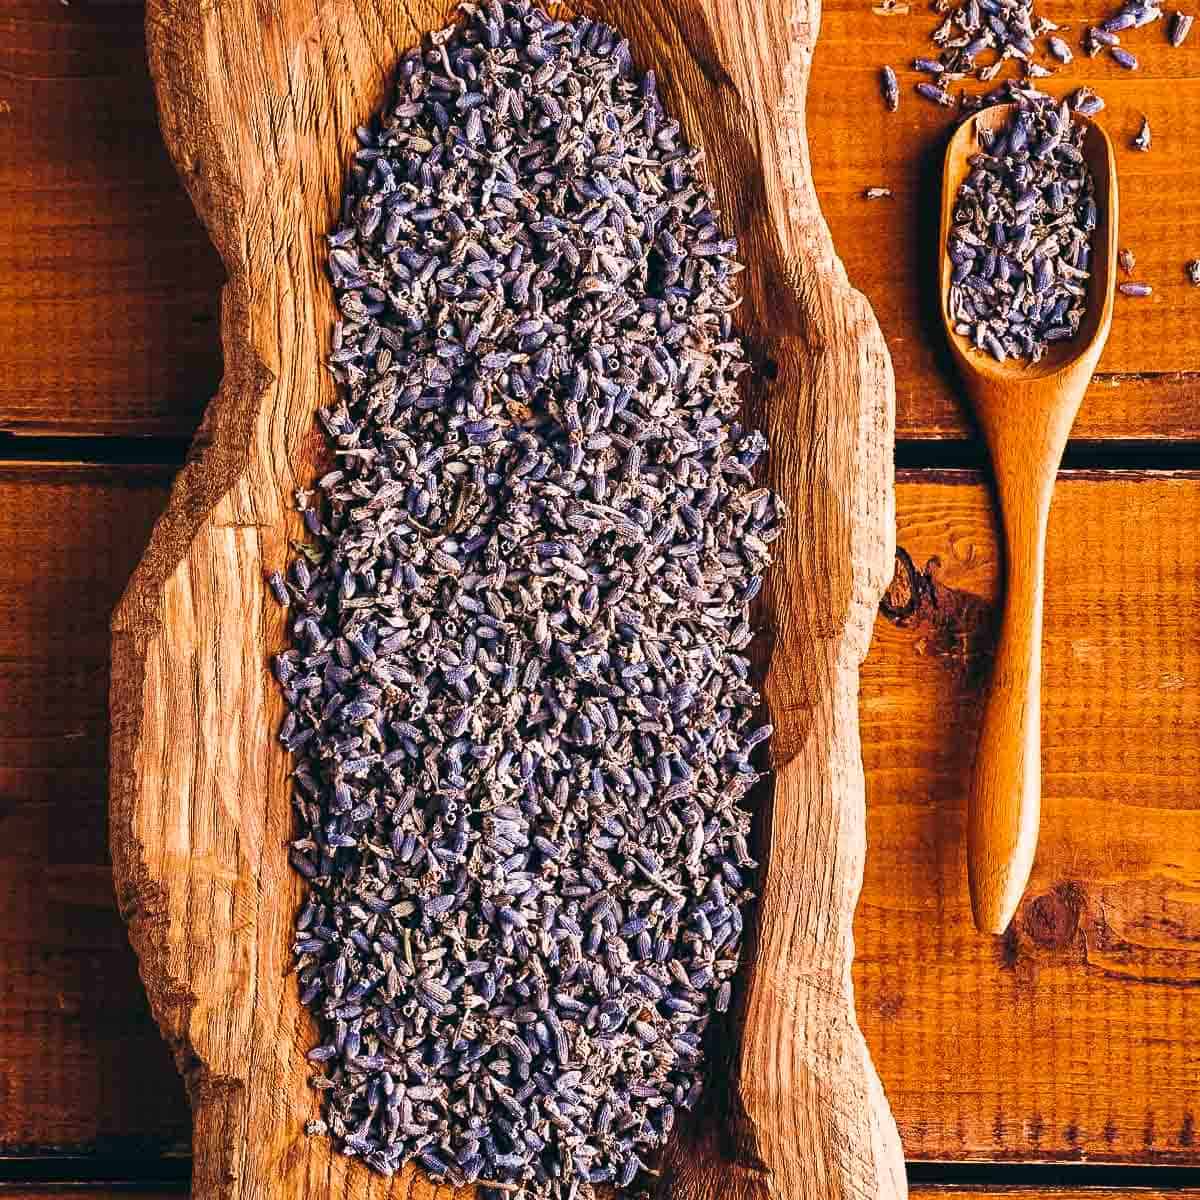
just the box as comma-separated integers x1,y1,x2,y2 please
271,2,784,1197
947,93,1097,361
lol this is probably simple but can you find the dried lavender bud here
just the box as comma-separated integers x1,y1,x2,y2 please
1188,259,1200,285
1119,248,1137,274
1120,281,1154,295
1025,61,1054,77
1102,9,1139,30
1071,86,1106,116
1169,10,1195,43
1089,25,1122,44
882,64,900,110
948,94,1096,362
1111,45,1140,66
865,186,894,199
275,4,784,1199
882,0,1063,92
1133,116,1152,150
1047,35,1074,61
916,80,955,105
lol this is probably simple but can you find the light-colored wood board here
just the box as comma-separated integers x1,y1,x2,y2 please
109,3,899,1200
0,1,223,437
0,466,189,1151
858,471,1200,1164
809,0,1200,438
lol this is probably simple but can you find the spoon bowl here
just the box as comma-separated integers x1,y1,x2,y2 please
938,102,1118,934
941,103,1119,383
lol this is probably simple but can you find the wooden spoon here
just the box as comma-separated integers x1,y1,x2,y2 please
939,103,1117,935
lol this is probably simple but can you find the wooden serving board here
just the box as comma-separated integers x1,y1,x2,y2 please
109,2,901,1198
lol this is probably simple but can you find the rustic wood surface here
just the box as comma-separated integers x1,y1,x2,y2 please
4,0,1200,441
3,0,1200,1192
3,467,1199,1167
107,2,901,1200
0,1,224,438
0,466,189,1152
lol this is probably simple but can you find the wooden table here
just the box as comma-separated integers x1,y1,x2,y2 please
2,1,1198,1198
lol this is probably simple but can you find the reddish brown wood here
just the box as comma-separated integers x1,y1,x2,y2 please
4,1,1200,440
0,0,223,438
0,466,188,1151
859,470,1200,1164
1,467,1200,1165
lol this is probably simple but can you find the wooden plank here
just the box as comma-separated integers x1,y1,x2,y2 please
858,471,1200,1163
0,2,223,437
4,465,1200,1166
0,2,1198,441
810,0,1200,439
0,465,189,1150
0,1195,182,1200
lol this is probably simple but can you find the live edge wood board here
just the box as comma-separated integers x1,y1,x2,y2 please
108,2,900,1199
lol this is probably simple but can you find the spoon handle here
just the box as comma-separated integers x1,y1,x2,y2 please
965,379,1083,935
967,483,1048,934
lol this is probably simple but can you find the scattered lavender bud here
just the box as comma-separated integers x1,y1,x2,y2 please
1169,10,1195,42
1119,281,1154,295
1133,116,1152,150
1119,248,1137,274
1102,10,1139,30
882,64,900,110
914,56,946,72
916,81,955,105
1047,35,1074,61
1111,45,1141,66
1071,86,1107,116
1188,259,1200,285
864,186,894,198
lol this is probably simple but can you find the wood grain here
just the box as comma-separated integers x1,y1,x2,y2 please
5,1,1200,442
809,0,1200,439
0,466,188,1152
109,3,900,1200
0,1,224,438
860,471,1200,1164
